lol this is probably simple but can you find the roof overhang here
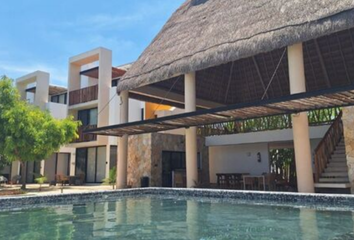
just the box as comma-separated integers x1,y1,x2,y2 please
80,66,126,79
86,84,354,137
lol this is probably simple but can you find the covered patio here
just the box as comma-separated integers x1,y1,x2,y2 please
87,0,354,193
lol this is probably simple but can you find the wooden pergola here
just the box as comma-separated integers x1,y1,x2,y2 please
87,85,354,137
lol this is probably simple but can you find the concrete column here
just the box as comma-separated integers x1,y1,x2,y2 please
40,160,45,176
117,90,129,189
185,73,198,188
10,161,20,179
288,43,315,193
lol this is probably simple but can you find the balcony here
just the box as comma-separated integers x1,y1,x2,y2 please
69,85,98,106
72,125,97,143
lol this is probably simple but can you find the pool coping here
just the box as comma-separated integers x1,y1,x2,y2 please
1,188,354,211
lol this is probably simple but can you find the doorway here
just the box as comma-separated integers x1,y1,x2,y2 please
75,147,107,183
44,153,70,182
162,151,201,187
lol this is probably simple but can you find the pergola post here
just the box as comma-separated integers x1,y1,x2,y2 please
288,43,315,193
185,72,198,188
117,90,129,189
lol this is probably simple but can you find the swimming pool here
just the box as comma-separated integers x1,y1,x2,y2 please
0,189,354,239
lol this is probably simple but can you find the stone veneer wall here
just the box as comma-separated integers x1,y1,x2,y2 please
127,134,152,187
127,133,209,188
342,107,354,193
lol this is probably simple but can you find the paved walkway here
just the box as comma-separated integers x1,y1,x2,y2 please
0,184,115,196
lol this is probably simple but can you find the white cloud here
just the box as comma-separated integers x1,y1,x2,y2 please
0,62,67,86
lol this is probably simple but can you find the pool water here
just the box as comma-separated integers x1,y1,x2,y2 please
0,197,353,240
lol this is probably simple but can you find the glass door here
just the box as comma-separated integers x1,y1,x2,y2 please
86,148,96,183
76,148,87,182
96,147,106,182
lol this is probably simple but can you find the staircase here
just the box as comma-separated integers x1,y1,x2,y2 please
314,112,351,192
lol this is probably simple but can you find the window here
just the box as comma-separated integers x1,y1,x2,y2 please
112,79,119,87
78,108,98,126
51,93,67,104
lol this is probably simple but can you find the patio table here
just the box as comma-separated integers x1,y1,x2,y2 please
243,175,266,191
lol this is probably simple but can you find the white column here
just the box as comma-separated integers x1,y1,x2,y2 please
288,43,315,193
185,72,198,188
117,90,129,189
40,160,45,176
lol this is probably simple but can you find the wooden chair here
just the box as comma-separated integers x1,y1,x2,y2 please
244,176,256,190
56,174,69,186
174,172,185,188
259,173,276,191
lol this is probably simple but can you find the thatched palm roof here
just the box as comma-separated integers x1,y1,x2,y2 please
118,0,354,93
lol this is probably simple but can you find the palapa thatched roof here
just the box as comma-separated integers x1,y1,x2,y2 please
118,0,354,96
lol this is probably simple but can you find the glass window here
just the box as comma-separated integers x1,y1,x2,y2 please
78,108,97,126
110,146,117,170
89,108,98,125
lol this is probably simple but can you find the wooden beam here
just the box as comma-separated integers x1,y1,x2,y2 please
336,34,351,84
314,39,331,88
252,56,269,99
224,61,235,103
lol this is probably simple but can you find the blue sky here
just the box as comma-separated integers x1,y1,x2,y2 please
0,0,184,86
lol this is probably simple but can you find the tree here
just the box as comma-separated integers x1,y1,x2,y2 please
0,76,79,189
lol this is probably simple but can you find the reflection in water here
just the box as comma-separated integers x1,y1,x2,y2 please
299,209,319,240
0,197,354,240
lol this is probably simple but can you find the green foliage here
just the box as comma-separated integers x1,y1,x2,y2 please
103,167,116,189
0,76,80,189
34,174,47,185
201,108,341,136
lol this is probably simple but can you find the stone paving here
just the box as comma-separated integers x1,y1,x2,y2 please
0,183,115,196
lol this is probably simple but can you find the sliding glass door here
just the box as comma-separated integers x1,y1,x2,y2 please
75,146,107,183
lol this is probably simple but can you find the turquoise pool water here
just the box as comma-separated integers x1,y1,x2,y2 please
0,197,353,240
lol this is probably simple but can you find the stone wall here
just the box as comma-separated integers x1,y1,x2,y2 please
127,132,210,188
342,107,354,193
127,134,152,188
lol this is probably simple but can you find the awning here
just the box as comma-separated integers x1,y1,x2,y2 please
85,85,354,137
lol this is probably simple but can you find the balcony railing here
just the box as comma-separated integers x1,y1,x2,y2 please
72,125,97,143
199,108,341,136
69,85,98,106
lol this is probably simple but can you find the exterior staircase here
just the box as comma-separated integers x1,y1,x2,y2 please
314,112,351,192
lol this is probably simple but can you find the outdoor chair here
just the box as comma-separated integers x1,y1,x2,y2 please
56,174,69,186
174,172,185,188
74,173,85,185
259,173,276,191
244,177,257,190
11,175,21,185
0,176,7,186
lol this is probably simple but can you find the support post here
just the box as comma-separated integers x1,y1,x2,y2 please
117,90,129,189
185,73,198,188
288,43,315,193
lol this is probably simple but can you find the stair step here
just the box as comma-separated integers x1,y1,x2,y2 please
326,166,348,171
330,158,346,162
327,162,347,167
315,183,351,189
321,172,348,177
333,151,346,155
331,154,347,159
319,177,349,183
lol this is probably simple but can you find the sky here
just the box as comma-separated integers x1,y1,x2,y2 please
0,0,184,86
